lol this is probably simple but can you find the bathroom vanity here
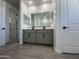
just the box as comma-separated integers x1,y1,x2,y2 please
23,29,53,45
23,12,54,45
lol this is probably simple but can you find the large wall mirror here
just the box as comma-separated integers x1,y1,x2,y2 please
31,12,53,28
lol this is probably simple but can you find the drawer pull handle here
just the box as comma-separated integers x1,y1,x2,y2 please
43,34,45,38
28,33,31,37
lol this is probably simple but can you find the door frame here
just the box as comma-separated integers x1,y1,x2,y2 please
19,0,63,53
5,1,20,44
54,0,63,53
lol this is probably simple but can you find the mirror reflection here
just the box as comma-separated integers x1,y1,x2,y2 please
31,12,53,29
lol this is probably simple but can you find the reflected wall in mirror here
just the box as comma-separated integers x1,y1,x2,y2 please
24,15,30,25
31,12,53,28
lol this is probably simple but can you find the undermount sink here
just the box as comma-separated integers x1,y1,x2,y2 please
31,26,47,30
26,26,53,30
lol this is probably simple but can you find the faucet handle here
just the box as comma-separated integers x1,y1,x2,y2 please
32,26,35,30
42,26,45,29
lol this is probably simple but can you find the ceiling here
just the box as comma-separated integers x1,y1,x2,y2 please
5,0,55,9
23,0,52,6
5,0,19,9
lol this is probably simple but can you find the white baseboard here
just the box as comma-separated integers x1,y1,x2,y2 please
55,48,63,53
6,39,10,43
19,41,23,45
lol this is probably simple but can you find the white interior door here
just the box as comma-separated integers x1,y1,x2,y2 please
0,1,2,46
60,0,79,53
0,0,6,46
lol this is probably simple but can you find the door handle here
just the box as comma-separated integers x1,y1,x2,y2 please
2,28,5,30
62,26,69,29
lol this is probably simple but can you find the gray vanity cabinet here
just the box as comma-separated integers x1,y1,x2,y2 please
36,30,53,44
36,31,43,44
44,32,53,44
23,30,36,43
23,29,53,45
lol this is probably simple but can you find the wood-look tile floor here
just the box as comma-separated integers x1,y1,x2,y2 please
0,44,79,59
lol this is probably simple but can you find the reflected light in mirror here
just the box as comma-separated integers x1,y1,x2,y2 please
30,6,36,11
44,0,46,2
43,4,47,8
29,0,33,4
42,17,48,25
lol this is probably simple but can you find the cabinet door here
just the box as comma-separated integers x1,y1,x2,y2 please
37,32,43,44
23,30,36,43
43,32,53,44
30,32,36,43
37,31,53,44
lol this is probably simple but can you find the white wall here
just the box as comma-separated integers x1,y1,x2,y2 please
29,1,56,13
51,0,56,42
21,1,31,29
29,3,52,13
55,0,63,53
20,0,31,44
